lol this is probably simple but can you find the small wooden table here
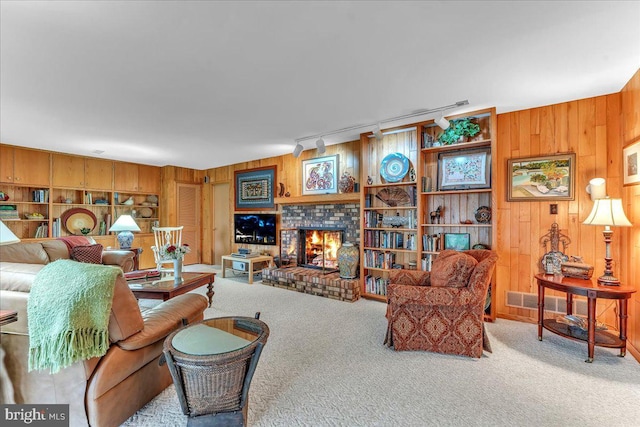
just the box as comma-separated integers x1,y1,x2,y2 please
128,272,216,307
221,255,274,284
535,273,636,363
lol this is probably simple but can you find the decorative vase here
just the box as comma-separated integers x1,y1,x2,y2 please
173,258,183,282
337,242,359,279
338,172,355,193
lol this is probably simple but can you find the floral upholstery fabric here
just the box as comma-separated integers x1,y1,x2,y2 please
387,269,431,287
430,250,478,287
384,250,498,358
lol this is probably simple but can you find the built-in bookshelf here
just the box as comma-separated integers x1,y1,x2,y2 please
360,128,419,301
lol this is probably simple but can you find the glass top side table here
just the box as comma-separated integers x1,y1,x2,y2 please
163,316,269,426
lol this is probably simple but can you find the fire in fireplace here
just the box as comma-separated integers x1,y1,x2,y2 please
297,227,345,272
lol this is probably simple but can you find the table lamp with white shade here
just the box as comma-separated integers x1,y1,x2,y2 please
108,215,141,249
0,220,20,245
582,197,632,285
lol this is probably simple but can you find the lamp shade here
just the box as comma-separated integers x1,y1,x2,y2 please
293,142,304,158
582,198,632,227
109,215,141,232
0,220,20,245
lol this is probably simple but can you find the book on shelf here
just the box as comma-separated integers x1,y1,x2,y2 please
364,274,389,296
104,214,112,232
34,223,48,239
51,218,61,237
31,189,49,203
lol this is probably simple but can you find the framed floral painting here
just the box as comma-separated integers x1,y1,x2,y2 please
302,155,339,195
437,148,491,191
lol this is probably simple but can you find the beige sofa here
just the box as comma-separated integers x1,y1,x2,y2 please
0,240,208,426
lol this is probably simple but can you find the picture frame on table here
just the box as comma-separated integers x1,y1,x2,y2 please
507,153,575,201
623,139,640,186
437,148,491,191
234,166,276,210
302,155,339,195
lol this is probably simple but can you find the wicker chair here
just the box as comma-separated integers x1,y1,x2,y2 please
163,316,270,426
384,250,498,358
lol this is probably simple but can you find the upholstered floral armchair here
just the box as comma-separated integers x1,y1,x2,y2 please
384,250,498,358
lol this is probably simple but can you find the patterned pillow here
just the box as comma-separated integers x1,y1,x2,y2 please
70,244,104,264
430,250,478,288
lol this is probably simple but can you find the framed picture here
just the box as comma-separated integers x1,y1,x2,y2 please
507,153,575,201
444,233,471,251
623,140,640,186
437,148,491,191
302,155,339,195
234,166,276,210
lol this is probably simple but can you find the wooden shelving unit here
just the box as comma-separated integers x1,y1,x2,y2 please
357,108,498,321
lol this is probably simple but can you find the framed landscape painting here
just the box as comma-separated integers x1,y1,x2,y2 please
507,153,575,201
234,166,276,210
302,155,339,195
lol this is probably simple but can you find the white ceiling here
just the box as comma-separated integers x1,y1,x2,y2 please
1,1,639,170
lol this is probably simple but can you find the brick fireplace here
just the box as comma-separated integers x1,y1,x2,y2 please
262,202,361,302
297,227,344,271
279,203,360,266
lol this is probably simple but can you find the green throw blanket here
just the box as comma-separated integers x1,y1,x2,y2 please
28,259,121,374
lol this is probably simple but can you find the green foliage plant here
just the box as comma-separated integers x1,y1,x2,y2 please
437,118,481,145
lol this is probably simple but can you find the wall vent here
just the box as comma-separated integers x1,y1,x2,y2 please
505,291,587,316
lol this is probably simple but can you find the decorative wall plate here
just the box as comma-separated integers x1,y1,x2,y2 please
139,207,153,218
380,153,410,183
474,206,492,224
61,208,97,235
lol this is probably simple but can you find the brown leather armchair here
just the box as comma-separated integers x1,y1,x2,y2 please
0,241,208,426
384,250,498,358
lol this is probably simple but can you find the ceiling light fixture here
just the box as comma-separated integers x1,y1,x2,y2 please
316,137,326,154
293,142,304,158
434,114,450,130
292,100,468,155
373,124,384,141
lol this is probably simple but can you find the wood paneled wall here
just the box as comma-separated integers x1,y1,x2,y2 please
495,93,627,328
199,140,360,264
621,69,640,359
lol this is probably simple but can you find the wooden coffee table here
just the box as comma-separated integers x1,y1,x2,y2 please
128,272,216,307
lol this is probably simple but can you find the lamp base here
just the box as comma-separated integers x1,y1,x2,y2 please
117,231,134,249
597,274,620,286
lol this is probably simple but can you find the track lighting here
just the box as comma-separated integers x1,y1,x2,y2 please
292,99,468,152
373,124,384,141
435,114,450,130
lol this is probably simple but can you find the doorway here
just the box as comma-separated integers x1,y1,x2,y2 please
177,183,201,265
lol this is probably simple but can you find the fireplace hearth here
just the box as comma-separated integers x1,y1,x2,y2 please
297,227,345,272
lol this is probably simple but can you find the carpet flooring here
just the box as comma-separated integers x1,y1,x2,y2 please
123,265,640,427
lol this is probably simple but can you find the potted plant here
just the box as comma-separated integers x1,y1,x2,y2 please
437,118,482,145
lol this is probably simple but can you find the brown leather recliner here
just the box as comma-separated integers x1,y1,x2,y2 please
0,241,208,426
